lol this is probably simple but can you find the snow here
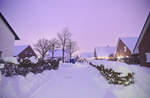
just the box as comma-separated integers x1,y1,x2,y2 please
14,45,28,56
133,47,139,54
28,56,38,63
90,60,132,76
3,57,18,64
0,60,150,98
95,46,115,57
120,37,138,52
0,63,4,69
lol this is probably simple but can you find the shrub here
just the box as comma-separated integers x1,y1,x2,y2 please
90,63,135,86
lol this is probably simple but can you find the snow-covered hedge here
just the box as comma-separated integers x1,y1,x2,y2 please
0,64,4,69
89,61,135,86
0,58,60,77
90,60,132,77
28,56,38,64
3,57,19,64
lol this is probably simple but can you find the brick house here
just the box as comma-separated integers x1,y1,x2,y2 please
133,13,150,66
14,45,37,59
0,12,20,57
115,37,138,58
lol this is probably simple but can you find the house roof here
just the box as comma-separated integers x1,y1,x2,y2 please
120,37,138,52
47,49,68,58
133,13,150,54
95,46,115,57
14,45,29,56
81,52,94,58
0,12,20,40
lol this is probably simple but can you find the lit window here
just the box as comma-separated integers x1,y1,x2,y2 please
145,53,150,63
124,46,127,52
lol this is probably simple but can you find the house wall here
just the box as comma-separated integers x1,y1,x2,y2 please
139,25,150,66
115,39,131,57
0,17,15,57
18,46,37,58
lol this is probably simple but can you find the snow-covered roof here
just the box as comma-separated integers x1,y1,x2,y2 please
14,45,29,56
133,13,150,54
120,37,138,52
47,49,68,58
81,52,94,58
95,46,115,57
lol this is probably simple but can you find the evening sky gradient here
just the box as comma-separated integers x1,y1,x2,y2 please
0,0,150,52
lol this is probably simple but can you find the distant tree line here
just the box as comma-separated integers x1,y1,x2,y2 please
34,28,78,63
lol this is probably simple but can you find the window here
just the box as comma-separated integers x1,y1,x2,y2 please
145,53,150,63
124,46,127,52
0,51,2,58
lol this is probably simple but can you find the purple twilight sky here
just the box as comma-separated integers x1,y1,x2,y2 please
0,0,150,53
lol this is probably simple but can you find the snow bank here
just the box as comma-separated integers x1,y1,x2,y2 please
75,62,89,68
0,70,55,98
3,57,18,64
0,61,150,98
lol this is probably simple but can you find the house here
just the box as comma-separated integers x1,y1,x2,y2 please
14,45,37,58
94,46,116,60
0,12,20,57
46,49,68,60
81,52,94,60
115,37,138,58
133,13,150,66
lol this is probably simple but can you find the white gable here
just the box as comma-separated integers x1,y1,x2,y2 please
120,37,138,52
0,16,15,57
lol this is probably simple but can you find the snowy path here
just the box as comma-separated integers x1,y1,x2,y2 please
29,63,112,98
0,61,150,98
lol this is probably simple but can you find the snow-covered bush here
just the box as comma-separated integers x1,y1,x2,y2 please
3,57,19,64
29,56,38,64
0,63,4,69
19,59,32,67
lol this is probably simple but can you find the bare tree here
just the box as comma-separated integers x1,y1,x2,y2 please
34,38,51,61
49,38,60,59
57,28,71,62
66,40,78,60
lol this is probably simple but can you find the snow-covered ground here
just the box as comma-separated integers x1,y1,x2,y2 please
0,60,150,98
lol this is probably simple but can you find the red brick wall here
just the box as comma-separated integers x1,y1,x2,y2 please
139,25,150,66
115,39,131,57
